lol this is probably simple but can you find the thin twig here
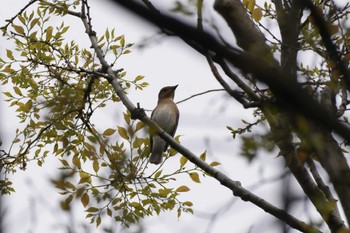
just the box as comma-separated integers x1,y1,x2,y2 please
176,89,224,104
0,0,38,33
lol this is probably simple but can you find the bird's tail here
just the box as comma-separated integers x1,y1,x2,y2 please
149,152,163,164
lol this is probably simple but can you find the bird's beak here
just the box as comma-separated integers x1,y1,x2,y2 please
173,85,178,90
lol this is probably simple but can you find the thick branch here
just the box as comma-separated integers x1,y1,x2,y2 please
110,0,350,145
213,0,274,61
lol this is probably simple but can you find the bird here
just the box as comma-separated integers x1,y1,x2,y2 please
150,85,180,164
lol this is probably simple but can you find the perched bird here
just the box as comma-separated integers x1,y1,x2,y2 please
150,85,180,164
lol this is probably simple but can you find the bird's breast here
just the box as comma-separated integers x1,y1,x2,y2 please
152,102,179,132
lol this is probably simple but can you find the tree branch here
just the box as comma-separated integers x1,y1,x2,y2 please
109,0,350,144
176,89,224,105
73,1,323,232
298,0,350,90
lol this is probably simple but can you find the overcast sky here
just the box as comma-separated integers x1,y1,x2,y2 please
0,1,307,233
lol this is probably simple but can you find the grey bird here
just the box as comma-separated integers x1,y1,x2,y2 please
150,85,179,164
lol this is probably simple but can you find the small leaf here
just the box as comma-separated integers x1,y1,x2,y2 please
18,15,26,25
199,151,206,161
96,215,101,227
72,155,81,168
135,121,145,132
183,201,193,206
6,49,14,60
210,161,221,167
81,193,90,207
24,100,33,112
247,0,255,13
120,35,125,47
65,182,76,190
13,86,22,96
93,160,99,173
252,7,263,22
13,24,25,35
2,66,15,73
154,170,162,179
189,172,200,183
86,207,99,212
134,75,144,82
107,208,112,216
176,185,190,192
30,18,40,29
179,156,188,168
103,128,116,136
45,26,53,41
118,126,129,140
159,188,172,197
123,112,130,124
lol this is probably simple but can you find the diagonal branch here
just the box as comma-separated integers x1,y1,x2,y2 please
76,1,321,232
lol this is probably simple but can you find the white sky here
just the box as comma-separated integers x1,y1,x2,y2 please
0,1,327,233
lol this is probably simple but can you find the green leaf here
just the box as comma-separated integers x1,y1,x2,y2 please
103,128,116,136
72,155,81,168
86,207,99,212
107,207,112,217
13,86,22,96
24,100,33,112
96,216,101,227
135,121,145,132
189,172,200,183
2,66,15,73
120,35,125,47
105,28,110,41
159,188,172,197
199,151,206,161
6,49,14,60
93,160,99,173
18,15,26,25
247,0,255,13
45,26,53,41
134,75,144,82
176,185,190,192
253,7,263,22
65,181,76,190
154,170,162,179
118,126,129,140
183,201,193,206
179,156,188,168
210,161,221,167
13,24,25,35
30,18,40,29
81,193,90,207
123,112,130,124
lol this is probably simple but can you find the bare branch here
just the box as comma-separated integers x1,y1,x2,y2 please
176,89,224,104
0,0,38,33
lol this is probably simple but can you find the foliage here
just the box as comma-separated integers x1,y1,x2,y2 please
0,0,216,227
1,0,350,232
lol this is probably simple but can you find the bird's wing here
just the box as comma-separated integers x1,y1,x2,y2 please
163,105,179,152
149,107,157,151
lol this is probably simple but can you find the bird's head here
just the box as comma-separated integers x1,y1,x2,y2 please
158,85,178,100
